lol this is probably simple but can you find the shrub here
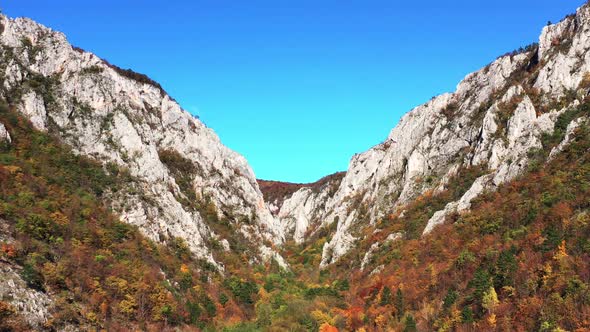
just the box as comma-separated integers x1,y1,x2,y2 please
21,262,44,291
224,276,259,305
80,65,104,75
104,61,167,96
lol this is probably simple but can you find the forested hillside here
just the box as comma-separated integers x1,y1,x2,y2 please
0,104,272,331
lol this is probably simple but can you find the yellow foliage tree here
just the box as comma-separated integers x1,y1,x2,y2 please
119,294,137,316
487,313,497,328
312,310,335,326
180,264,190,274
50,211,69,226
554,240,568,260
374,314,387,328
482,286,499,314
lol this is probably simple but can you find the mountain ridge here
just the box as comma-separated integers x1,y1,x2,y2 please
0,13,288,271
271,2,590,267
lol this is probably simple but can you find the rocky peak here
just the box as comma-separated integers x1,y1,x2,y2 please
271,2,590,266
0,14,285,268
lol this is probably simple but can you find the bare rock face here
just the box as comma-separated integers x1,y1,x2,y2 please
0,15,285,270
0,263,53,329
272,3,590,266
277,184,334,243
0,122,9,143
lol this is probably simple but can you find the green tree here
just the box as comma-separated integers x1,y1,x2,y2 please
469,268,492,312
380,286,392,306
203,295,217,317
186,301,201,324
225,276,259,305
395,288,405,319
493,248,517,288
219,293,229,306
461,306,474,323
21,263,44,291
443,289,458,310
403,314,417,332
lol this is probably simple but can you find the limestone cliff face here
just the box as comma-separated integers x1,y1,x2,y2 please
0,15,285,268
268,173,344,243
0,122,9,142
274,4,590,266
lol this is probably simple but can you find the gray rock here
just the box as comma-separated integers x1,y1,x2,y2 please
0,122,9,143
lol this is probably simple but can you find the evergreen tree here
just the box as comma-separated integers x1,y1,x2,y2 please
461,306,474,323
443,289,458,310
469,268,492,314
380,286,392,306
403,314,417,332
395,288,405,319
494,247,517,288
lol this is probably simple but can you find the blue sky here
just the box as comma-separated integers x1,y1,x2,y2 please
2,1,586,183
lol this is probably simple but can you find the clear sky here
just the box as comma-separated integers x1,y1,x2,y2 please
2,1,586,183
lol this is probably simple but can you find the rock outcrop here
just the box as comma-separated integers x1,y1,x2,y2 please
259,173,344,243
0,263,54,329
0,122,9,143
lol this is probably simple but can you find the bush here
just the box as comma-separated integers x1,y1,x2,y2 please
80,65,104,75
224,276,259,305
304,285,341,300
104,61,167,96
21,263,44,291
16,214,55,241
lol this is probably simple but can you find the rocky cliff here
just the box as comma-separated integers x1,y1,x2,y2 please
259,172,345,243
274,4,590,266
0,14,285,269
